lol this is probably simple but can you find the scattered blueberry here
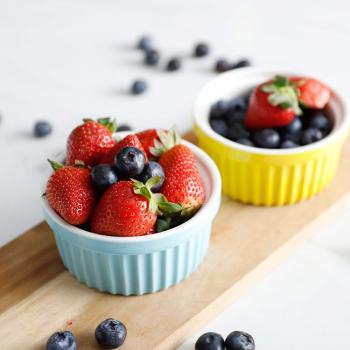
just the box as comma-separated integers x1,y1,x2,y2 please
144,49,160,66
166,57,181,71
280,140,298,149
232,59,251,69
131,80,147,95
115,147,146,177
227,123,250,141
139,161,165,192
46,331,77,350
34,121,52,138
116,124,132,132
194,43,210,57
95,318,127,349
254,129,280,148
225,331,255,350
210,119,228,137
195,332,225,350
215,59,231,73
236,138,254,146
91,164,118,190
300,127,323,145
309,112,332,133
210,100,229,120
137,36,153,51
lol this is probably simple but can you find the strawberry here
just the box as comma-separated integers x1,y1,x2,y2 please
245,75,302,129
136,129,162,159
290,77,331,109
46,160,97,225
66,118,117,166
91,178,181,237
99,134,148,165
151,128,205,214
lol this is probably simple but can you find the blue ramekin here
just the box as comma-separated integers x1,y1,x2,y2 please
42,140,221,295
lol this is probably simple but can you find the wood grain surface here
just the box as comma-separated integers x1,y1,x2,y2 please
1,134,350,350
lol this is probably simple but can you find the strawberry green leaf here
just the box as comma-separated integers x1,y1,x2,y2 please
158,202,183,215
150,126,182,157
261,75,302,115
74,160,85,168
156,218,171,232
145,176,160,190
97,117,117,134
48,159,64,171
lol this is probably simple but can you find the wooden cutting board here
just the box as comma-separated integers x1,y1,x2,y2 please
1,133,350,350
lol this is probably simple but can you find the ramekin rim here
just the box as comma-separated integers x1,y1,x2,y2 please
194,67,350,156
41,139,221,244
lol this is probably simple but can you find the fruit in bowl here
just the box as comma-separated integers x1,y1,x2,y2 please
42,119,221,295
194,68,349,206
209,75,333,149
45,120,205,237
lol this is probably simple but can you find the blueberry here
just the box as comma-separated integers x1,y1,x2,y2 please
195,332,225,350
210,100,230,120
46,331,77,350
115,147,146,178
95,318,127,349
91,164,118,190
309,112,332,133
144,49,160,66
194,43,210,57
137,36,153,51
227,123,250,141
300,127,323,145
282,117,302,135
236,138,254,146
131,80,147,95
254,129,280,148
225,331,255,350
116,124,132,132
166,57,181,71
139,161,165,192
34,121,52,138
280,140,298,149
210,119,228,137
215,59,231,73
232,59,251,69
224,98,247,125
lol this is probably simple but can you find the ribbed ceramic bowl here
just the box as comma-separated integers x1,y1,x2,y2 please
194,68,350,206
42,140,221,295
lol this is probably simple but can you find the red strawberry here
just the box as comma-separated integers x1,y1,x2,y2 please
136,129,162,159
99,134,148,165
66,118,117,166
91,180,157,237
290,77,331,109
46,160,97,225
245,75,301,129
151,129,205,213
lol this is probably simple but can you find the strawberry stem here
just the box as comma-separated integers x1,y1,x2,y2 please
132,176,183,215
261,75,302,115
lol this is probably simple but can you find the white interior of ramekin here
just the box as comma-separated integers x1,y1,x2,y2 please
194,68,350,155
42,138,221,244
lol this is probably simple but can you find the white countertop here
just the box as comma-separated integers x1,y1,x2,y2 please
1,0,350,348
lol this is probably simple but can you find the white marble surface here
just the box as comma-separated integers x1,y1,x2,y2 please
0,0,350,348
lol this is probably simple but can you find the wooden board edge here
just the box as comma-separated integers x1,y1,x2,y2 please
155,191,350,349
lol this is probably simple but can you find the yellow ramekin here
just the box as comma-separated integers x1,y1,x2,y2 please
194,68,350,206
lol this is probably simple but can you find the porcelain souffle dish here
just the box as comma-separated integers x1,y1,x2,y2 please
42,137,221,296
194,68,350,206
